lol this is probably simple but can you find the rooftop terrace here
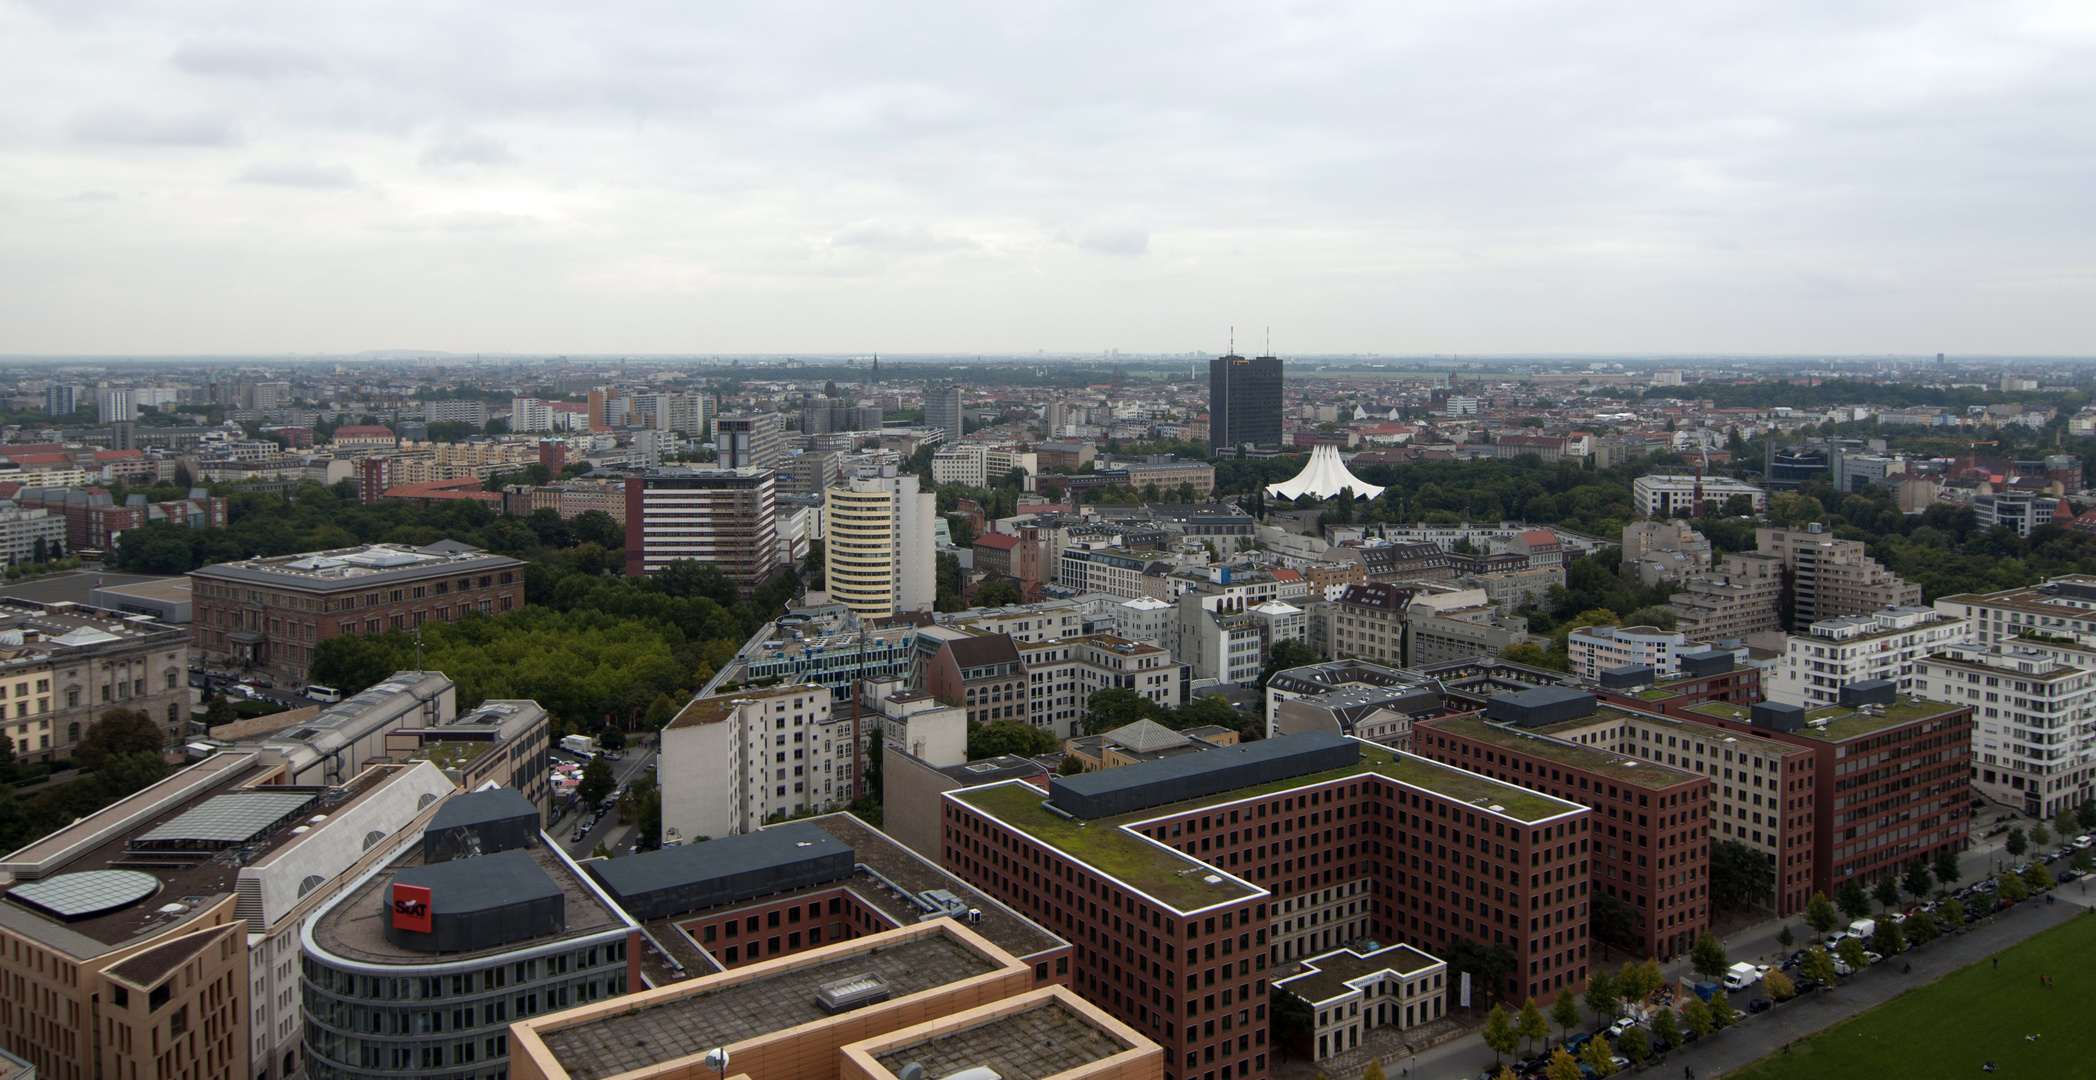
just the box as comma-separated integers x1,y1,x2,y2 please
1686,696,1963,741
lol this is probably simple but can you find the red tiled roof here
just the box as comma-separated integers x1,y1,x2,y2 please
972,532,1020,551
1270,569,1303,582
1520,529,1558,546
332,426,396,438
6,453,74,465
95,449,145,460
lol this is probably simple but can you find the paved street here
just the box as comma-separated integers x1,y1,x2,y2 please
552,741,658,859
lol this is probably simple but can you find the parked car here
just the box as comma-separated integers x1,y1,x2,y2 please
1606,1017,1639,1038
1793,977,1824,994
571,828,586,843
2074,834,2093,849
1749,998,1773,1013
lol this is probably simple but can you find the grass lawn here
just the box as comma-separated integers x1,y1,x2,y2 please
1727,911,2096,1080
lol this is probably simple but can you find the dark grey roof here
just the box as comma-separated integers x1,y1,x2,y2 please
1049,730,1359,820
393,848,563,915
428,787,539,832
583,821,854,921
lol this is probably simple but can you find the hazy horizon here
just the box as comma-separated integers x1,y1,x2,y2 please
4,2,2092,356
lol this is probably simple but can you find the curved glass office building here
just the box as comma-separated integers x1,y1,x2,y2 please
300,789,640,1080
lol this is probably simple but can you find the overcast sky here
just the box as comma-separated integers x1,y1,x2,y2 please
2,1,2092,357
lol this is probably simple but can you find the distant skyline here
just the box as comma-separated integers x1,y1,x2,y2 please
3,2,2092,356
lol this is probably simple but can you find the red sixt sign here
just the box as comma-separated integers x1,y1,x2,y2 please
392,883,433,933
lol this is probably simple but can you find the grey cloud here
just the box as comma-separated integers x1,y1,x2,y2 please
237,162,356,188
830,220,979,253
69,190,118,202
420,134,517,170
71,108,239,147
1077,222,1149,257
171,37,326,79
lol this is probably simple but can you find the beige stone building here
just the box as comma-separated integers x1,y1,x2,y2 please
1668,551,1786,641
1756,525,1921,623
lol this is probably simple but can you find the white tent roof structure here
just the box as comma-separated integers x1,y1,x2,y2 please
1266,444,1385,501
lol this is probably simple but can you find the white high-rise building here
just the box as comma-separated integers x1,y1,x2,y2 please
658,683,855,837
1912,641,2096,820
1770,606,1972,707
824,466,935,617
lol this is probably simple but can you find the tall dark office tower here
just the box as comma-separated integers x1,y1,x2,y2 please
1208,352,1283,452
925,384,963,442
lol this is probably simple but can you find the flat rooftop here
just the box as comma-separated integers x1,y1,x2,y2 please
540,932,999,1080
0,755,399,952
92,578,193,604
638,814,1064,984
873,998,1132,1080
953,742,1579,912
1279,943,1443,1004
309,840,622,965
188,542,522,588
665,683,817,730
1430,715,1699,790
1686,696,1964,742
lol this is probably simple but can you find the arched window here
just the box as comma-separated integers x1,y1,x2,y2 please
298,875,325,898
363,830,386,852
417,793,438,810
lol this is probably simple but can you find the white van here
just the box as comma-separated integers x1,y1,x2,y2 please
1723,962,1763,991
306,685,343,703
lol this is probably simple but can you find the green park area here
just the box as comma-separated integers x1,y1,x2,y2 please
1728,912,2096,1080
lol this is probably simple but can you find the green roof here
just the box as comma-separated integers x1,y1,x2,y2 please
952,782,1260,913
1430,715,1697,790
953,742,1583,912
1685,697,1963,742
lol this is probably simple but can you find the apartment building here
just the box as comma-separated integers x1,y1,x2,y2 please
1418,690,1715,959
717,413,783,471
1063,546,1172,600
658,683,858,838
1770,607,1971,708
1322,582,1413,667
621,468,780,597
1631,475,1766,519
1680,693,1972,900
0,504,67,564
1755,525,1922,623
1934,574,2096,650
946,731,1556,1073
1177,595,1268,685
1518,687,1817,917
826,467,937,618
930,442,1038,487
1405,589,1529,668
1123,461,1217,498
189,542,524,686
1667,552,1785,642
1912,642,2096,819
1565,625,1712,682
